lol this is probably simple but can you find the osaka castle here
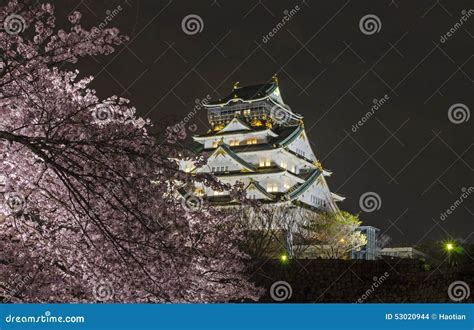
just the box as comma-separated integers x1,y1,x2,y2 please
179,77,344,215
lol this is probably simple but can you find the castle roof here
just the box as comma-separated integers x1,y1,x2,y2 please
206,83,278,106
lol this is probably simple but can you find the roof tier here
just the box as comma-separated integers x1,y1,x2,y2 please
206,83,278,106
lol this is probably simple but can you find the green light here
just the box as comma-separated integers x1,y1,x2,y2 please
446,243,454,251
280,254,288,262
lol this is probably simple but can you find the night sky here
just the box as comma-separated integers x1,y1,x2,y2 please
50,0,473,246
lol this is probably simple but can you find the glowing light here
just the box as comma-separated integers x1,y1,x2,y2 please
446,243,454,251
280,254,288,263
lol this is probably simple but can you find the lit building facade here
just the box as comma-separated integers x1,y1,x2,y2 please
351,226,380,260
179,78,344,216
379,247,429,260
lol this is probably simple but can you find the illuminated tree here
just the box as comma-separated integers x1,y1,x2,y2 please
0,0,258,302
304,211,367,259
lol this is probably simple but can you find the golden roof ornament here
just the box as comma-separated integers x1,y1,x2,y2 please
314,160,323,170
272,73,279,85
233,81,240,89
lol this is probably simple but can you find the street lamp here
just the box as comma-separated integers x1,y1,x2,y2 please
444,242,456,266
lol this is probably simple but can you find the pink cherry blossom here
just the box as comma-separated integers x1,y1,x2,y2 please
0,1,259,302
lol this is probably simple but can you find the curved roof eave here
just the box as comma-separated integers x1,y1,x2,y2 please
286,169,322,200
245,181,276,200
210,144,257,171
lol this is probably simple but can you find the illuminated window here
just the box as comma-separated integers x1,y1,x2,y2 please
213,166,228,172
295,148,306,157
280,161,287,169
212,141,219,148
243,109,251,116
246,137,257,145
229,140,240,146
266,182,278,192
283,181,290,190
214,190,225,196
195,188,204,196
259,159,271,167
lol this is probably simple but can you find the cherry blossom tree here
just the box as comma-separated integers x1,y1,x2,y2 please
0,0,258,302
303,211,367,259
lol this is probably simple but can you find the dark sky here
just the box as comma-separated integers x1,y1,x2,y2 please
50,0,473,246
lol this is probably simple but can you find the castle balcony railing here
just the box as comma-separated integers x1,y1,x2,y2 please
207,100,301,126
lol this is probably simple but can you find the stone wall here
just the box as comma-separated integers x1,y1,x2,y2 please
249,259,473,303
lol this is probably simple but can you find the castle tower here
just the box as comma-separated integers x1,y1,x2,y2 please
179,79,344,213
